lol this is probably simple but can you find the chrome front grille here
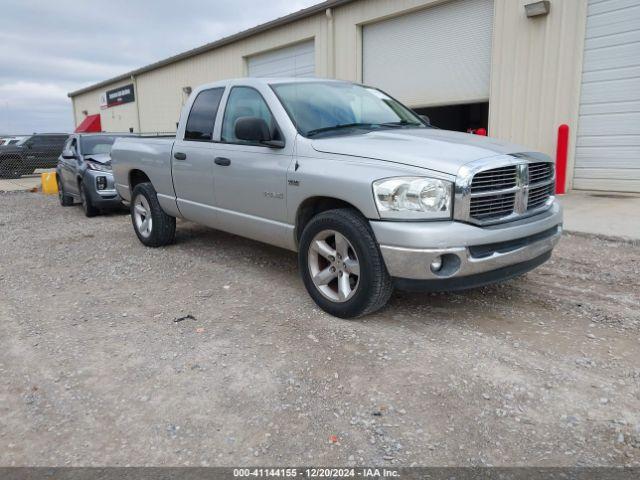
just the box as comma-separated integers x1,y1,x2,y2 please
529,162,553,184
455,157,555,226
470,165,517,193
527,182,554,210
469,191,516,219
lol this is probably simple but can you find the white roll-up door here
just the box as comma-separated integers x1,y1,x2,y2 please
247,40,315,78
574,0,640,193
362,0,494,107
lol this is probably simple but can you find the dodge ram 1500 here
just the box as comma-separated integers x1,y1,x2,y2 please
111,78,562,318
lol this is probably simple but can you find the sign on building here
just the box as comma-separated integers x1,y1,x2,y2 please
105,84,135,107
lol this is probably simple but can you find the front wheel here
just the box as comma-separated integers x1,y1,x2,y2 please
299,209,393,319
80,182,99,217
131,182,176,247
57,176,74,206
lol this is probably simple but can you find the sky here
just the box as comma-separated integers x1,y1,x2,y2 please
0,0,320,134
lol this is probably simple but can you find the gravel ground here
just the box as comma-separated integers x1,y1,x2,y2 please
0,191,639,467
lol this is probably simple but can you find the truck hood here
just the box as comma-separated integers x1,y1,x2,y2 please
311,128,541,175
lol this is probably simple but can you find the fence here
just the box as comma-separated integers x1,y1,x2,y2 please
0,132,176,179
0,135,63,179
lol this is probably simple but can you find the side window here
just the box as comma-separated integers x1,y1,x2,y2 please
69,138,78,154
184,88,224,141
30,136,45,146
221,87,280,145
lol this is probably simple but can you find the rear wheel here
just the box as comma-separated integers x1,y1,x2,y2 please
57,176,74,206
80,182,99,217
299,209,393,318
131,182,176,247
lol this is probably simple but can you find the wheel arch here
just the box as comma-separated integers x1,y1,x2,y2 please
294,196,367,247
129,169,151,193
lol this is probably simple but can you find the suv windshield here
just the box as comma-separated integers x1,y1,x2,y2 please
271,81,425,137
80,135,119,155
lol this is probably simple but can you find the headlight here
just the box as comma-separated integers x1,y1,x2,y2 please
86,161,111,172
373,177,452,220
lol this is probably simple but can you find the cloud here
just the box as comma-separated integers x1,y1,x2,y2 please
0,0,320,133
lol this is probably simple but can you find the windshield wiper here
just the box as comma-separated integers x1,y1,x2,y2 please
379,120,422,128
306,123,376,137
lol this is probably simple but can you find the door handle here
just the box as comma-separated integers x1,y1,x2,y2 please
214,157,231,166
174,152,187,160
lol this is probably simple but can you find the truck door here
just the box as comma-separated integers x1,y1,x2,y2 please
171,87,225,227
209,86,293,246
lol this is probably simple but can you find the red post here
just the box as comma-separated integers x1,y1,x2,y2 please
555,124,569,195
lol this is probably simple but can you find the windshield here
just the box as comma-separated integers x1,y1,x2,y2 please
271,82,425,137
80,135,119,155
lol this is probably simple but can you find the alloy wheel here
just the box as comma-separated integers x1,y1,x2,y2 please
308,229,360,303
133,194,153,238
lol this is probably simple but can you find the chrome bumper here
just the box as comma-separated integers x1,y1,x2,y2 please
372,202,562,281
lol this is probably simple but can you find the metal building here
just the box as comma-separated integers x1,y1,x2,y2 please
68,0,640,193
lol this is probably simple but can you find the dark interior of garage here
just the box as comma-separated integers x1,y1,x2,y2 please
414,102,489,134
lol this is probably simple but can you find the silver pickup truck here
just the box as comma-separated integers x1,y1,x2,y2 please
111,78,562,318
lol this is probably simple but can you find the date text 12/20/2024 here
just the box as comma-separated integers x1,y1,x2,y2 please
233,468,400,478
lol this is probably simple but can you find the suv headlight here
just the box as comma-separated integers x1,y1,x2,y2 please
86,161,112,172
373,177,453,220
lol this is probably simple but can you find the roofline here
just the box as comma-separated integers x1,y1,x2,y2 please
68,0,355,98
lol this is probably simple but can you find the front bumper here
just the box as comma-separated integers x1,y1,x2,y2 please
371,201,562,284
83,170,123,208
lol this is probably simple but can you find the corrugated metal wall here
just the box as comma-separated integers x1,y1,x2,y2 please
72,78,139,133
362,0,494,107
488,0,587,190
247,40,316,77
573,0,640,193
71,0,589,191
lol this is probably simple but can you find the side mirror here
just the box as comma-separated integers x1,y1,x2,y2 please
419,114,431,126
25,141,34,149
234,117,284,148
61,149,76,159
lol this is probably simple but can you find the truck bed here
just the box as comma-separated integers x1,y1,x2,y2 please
111,136,176,205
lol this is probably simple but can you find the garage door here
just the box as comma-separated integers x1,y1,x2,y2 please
247,40,315,78
362,0,494,107
574,0,640,193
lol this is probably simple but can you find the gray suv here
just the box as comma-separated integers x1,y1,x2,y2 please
56,134,129,216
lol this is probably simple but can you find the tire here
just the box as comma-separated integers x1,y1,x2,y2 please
80,182,99,217
130,182,176,247
299,208,393,319
57,176,74,206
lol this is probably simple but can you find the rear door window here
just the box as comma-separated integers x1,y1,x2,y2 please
184,88,225,141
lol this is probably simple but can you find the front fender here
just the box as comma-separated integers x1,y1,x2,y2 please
286,152,454,225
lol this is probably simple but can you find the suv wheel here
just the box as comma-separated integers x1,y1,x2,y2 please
299,209,393,318
131,182,176,247
57,177,74,206
80,182,99,217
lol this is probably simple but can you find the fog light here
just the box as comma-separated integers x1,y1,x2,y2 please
430,256,443,273
96,176,107,190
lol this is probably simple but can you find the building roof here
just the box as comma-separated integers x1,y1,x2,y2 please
67,0,355,98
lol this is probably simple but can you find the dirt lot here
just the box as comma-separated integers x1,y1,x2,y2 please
0,191,639,467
